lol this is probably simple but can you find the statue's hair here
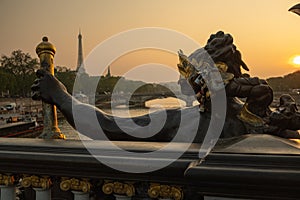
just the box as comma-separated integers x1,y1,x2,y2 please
203,31,249,77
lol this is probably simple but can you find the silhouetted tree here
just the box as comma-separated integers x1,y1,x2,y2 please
0,50,39,96
0,68,16,96
0,50,38,76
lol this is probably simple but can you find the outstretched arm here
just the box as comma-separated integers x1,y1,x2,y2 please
31,70,182,141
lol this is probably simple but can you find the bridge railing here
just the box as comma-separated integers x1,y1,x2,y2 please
0,135,300,200
0,138,199,200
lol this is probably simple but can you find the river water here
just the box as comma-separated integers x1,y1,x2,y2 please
59,97,197,140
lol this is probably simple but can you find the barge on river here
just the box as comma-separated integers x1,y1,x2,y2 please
0,120,42,138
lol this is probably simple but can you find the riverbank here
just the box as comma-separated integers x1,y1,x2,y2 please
0,97,42,114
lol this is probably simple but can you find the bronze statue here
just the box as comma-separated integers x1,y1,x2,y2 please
31,31,300,141
178,31,300,138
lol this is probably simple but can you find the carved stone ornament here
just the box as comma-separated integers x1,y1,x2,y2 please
102,180,135,197
0,174,15,186
21,175,52,189
60,177,91,193
148,183,183,200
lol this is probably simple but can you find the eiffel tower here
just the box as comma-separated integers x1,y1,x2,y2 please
76,29,86,74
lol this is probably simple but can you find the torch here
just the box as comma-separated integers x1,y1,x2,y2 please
36,37,65,139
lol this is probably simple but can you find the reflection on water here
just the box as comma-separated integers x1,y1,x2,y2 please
105,97,189,117
59,98,196,140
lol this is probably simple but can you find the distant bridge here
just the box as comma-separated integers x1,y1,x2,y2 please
94,92,196,108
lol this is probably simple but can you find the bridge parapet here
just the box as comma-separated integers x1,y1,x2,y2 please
95,93,196,108
0,135,300,199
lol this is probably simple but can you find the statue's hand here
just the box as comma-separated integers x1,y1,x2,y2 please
31,69,68,105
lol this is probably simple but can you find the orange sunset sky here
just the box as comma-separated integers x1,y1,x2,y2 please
1,0,300,82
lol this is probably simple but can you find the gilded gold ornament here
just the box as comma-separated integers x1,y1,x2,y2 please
0,174,15,186
36,36,66,139
21,175,51,189
102,180,135,197
60,177,91,193
148,183,183,200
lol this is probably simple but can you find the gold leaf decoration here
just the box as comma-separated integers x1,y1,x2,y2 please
148,183,183,200
21,175,51,189
60,177,91,193
0,174,15,186
102,180,135,197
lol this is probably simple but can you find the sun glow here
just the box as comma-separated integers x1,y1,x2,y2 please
293,55,300,66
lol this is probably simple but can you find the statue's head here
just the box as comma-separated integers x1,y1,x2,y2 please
203,31,249,77
205,31,234,58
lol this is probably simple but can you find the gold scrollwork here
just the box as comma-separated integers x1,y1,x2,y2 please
148,183,183,200
102,180,135,197
21,175,52,189
60,177,91,193
0,174,15,186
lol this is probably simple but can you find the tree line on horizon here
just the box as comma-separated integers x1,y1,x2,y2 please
0,50,173,97
0,50,299,98
267,71,300,92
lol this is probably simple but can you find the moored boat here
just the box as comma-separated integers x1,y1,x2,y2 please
0,118,43,138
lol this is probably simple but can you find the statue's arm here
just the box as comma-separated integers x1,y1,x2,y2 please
31,69,184,141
